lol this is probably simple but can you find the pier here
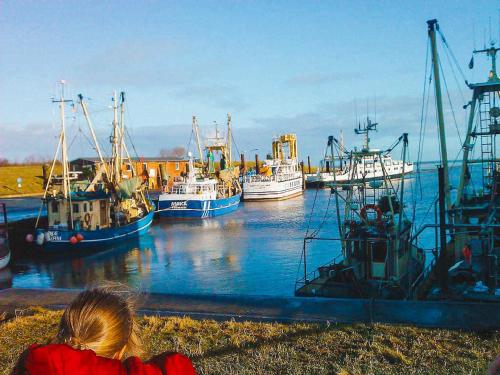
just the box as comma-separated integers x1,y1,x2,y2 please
1,288,499,331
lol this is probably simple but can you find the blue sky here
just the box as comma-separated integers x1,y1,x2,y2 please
0,1,497,163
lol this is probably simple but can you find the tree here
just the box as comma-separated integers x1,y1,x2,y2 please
159,146,186,158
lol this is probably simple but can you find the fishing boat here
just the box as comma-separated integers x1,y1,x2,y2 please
33,83,154,252
295,132,425,299
412,20,499,302
0,203,10,269
157,115,241,218
305,119,414,188
242,134,303,201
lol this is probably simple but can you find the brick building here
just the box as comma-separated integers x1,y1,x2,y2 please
70,156,189,190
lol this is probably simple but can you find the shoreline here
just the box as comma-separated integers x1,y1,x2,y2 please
0,193,43,199
1,287,499,331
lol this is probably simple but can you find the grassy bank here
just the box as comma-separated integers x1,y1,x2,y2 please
0,309,498,374
0,164,61,197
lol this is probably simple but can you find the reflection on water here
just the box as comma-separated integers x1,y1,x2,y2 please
3,165,474,296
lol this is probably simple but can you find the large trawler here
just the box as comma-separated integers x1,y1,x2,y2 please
242,134,303,201
33,84,154,252
295,133,425,299
306,119,414,188
412,20,499,302
157,115,241,218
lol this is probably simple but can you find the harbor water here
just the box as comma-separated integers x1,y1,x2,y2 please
1,165,468,296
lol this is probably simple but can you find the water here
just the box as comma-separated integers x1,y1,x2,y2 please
1,165,472,296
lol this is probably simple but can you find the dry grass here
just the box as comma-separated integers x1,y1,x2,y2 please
0,309,498,374
0,165,61,197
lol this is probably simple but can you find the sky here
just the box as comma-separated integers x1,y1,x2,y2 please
0,0,498,163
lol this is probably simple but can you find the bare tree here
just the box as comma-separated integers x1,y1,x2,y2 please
159,146,186,158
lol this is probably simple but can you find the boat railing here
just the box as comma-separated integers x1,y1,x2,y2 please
295,236,344,290
243,172,300,183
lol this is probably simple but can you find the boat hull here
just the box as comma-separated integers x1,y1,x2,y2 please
157,193,241,219
35,210,155,252
0,250,10,270
305,168,413,189
242,177,303,201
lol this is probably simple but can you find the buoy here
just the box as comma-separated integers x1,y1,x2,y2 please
36,233,45,245
76,233,84,242
25,233,34,243
69,236,78,245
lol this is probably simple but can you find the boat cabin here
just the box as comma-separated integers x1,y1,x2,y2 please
47,191,111,231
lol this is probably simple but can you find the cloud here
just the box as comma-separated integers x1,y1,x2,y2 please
245,94,465,163
0,122,60,161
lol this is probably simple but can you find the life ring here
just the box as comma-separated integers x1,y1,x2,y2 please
360,204,383,225
84,213,91,226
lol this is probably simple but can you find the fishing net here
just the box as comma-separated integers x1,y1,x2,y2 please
117,176,141,198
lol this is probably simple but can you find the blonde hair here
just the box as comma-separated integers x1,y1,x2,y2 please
55,285,142,359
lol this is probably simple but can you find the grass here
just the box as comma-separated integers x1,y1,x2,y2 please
0,309,498,374
0,164,61,197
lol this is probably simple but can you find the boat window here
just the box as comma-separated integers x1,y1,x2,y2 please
83,203,88,213
73,204,80,213
51,201,58,213
372,242,387,262
175,162,180,171
89,202,93,211
126,163,132,171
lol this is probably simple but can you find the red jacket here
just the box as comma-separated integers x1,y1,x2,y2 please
13,344,197,375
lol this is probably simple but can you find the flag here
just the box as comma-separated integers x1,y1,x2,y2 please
469,56,474,69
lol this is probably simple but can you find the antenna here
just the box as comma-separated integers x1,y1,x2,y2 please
473,21,476,50
366,98,369,121
489,16,492,44
354,99,358,128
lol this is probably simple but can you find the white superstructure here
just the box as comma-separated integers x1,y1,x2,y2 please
242,134,303,201
306,153,413,187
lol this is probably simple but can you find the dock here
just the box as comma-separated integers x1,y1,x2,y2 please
1,288,499,331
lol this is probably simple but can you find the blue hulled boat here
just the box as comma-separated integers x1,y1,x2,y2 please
157,115,242,219
33,86,155,252
157,154,241,219
157,192,241,219
35,209,154,252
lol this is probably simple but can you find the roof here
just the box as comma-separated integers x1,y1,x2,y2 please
71,156,188,163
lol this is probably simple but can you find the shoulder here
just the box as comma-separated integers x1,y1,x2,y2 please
18,344,126,375
126,352,196,375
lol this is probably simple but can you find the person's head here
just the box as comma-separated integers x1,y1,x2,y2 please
55,285,141,359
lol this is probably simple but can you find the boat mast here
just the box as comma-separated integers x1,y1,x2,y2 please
111,91,120,183
227,113,232,166
119,91,125,174
192,116,204,164
52,81,74,228
53,81,71,199
427,19,452,221
78,95,110,178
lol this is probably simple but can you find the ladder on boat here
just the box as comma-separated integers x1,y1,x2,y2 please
477,92,497,194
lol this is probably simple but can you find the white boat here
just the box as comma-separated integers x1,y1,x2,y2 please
307,153,413,187
242,134,303,201
306,119,413,188
0,203,10,270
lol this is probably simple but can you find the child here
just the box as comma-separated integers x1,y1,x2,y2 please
12,286,196,375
